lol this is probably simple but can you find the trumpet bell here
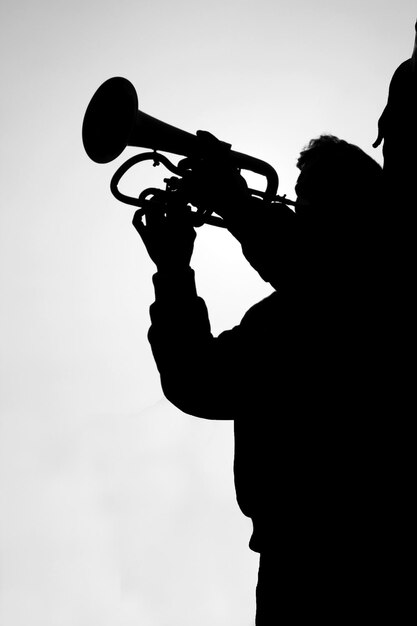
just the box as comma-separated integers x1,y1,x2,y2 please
83,76,199,164
82,77,138,163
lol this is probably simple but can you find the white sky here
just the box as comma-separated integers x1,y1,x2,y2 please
0,2,416,625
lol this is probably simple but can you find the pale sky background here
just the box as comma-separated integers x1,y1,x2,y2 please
0,2,415,625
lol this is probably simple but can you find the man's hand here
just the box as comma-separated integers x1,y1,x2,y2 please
181,130,251,221
132,193,196,271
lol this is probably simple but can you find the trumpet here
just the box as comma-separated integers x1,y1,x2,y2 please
82,77,296,227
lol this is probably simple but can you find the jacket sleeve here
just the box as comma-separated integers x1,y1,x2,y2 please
148,266,248,419
222,198,300,291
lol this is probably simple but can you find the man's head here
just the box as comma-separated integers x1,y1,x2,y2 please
292,135,384,287
295,135,383,224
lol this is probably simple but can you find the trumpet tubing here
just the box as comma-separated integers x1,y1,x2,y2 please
82,77,293,223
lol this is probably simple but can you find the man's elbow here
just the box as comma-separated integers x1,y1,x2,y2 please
161,379,234,420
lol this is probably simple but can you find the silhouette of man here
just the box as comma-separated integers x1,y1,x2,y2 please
133,132,405,623
373,19,417,204
373,19,417,344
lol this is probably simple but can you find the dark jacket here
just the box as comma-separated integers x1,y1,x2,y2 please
147,241,388,555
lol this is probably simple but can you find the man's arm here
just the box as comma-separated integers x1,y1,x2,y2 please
182,131,301,292
222,197,300,292
133,198,241,419
148,265,247,419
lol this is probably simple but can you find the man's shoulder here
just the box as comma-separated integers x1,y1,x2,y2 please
240,290,281,325
216,291,280,344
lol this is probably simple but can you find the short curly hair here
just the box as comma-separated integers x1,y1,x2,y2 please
296,134,382,207
297,135,380,173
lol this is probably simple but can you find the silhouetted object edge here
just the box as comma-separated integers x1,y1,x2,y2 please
82,77,299,228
